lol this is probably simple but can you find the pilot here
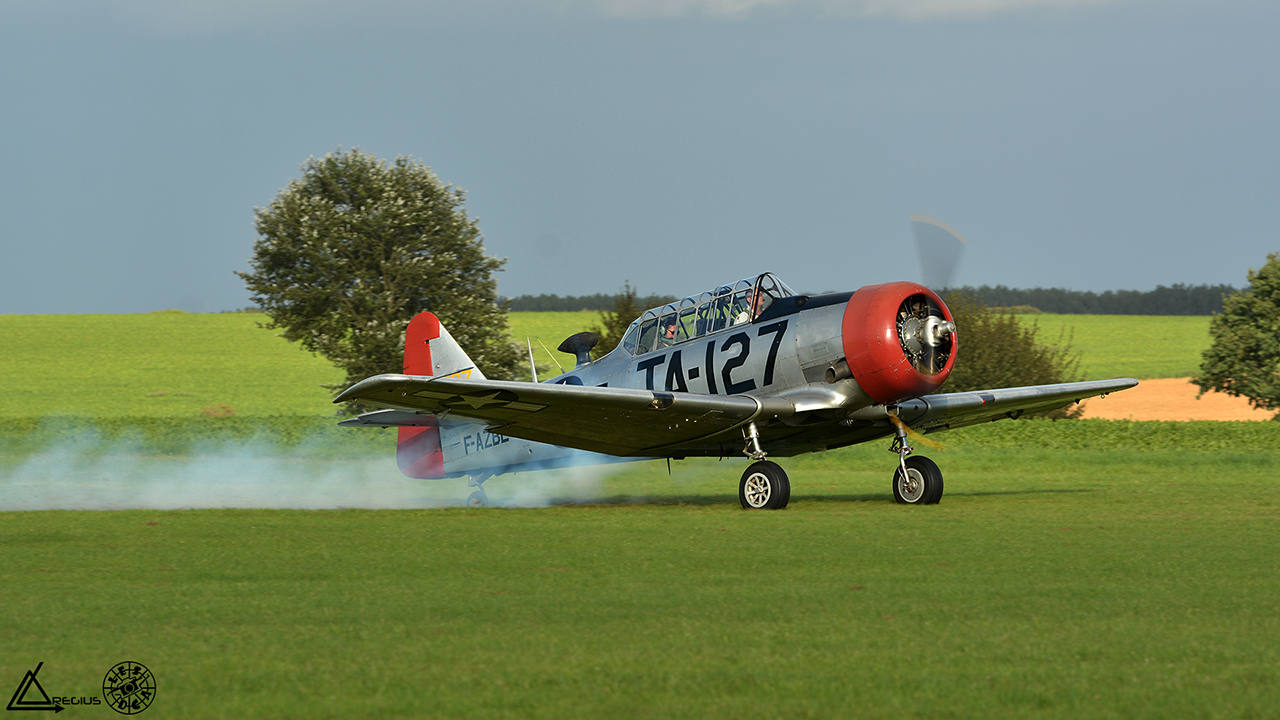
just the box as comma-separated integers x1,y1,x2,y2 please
732,290,756,326
661,316,679,345
733,288,769,325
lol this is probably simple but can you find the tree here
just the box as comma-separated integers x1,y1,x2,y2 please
589,283,642,360
1194,253,1280,419
239,149,521,400
942,291,1084,418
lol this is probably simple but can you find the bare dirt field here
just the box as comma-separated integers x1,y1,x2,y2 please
1079,377,1275,421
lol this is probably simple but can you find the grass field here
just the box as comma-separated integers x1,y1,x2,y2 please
0,312,343,417
3,428,1278,718
0,310,1208,419
2,310,1266,718
1028,314,1211,380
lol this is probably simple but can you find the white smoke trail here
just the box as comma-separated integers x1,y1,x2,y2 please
493,461,615,508
0,433,634,511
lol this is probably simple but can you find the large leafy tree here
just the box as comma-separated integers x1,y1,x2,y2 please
942,291,1084,418
239,149,521,398
1194,253,1280,419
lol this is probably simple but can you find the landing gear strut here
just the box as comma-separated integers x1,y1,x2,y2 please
739,422,791,510
888,417,943,505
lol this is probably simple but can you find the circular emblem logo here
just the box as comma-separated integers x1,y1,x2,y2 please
102,662,156,715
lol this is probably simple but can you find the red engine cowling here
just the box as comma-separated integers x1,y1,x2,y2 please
840,282,957,405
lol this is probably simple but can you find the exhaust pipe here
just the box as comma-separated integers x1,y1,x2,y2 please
825,358,852,384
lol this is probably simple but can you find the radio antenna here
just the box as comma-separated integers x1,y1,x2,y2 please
538,338,566,374
526,338,539,383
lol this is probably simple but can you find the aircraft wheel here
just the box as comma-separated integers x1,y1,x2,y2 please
893,455,944,505
466,490,489,508
739,461,790,510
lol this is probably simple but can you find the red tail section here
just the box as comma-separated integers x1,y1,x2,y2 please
397,313,446,479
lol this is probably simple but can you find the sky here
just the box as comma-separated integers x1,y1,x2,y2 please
1,0,1277,313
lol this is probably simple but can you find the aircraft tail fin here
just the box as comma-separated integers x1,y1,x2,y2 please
397,312,483,479
402,312,486,380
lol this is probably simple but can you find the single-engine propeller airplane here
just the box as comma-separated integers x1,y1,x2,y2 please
336,272,1137,509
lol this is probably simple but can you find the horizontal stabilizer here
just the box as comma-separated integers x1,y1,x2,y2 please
339,409,444,428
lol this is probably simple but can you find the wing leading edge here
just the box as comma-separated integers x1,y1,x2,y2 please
893,378,1140,431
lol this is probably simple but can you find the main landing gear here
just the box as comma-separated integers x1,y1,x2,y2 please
739,460,790,510
739,422,791,510
736,417,946,509
889,417,944,505
893,455,944,504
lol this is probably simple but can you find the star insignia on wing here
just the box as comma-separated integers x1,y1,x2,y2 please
449,391,510,410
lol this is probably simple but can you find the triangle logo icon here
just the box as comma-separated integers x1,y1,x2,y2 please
7,663,62,713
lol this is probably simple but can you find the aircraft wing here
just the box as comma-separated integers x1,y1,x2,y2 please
334,373,796,457
893,378,1139,431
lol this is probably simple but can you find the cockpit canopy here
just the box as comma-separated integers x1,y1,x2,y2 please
620,273,798,356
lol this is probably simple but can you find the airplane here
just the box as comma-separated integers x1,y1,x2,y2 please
335,272,1138,509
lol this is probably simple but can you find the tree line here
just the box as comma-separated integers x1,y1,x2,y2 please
941,284,1239,315
504,292,678,312
508,284,1239,315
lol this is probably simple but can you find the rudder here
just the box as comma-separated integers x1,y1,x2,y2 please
396,312,482,479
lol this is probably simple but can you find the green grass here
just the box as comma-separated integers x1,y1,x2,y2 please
507,310,599,379
1028,314,1211,380
0,312,598,417
3,433,1278,719
0,312,343,417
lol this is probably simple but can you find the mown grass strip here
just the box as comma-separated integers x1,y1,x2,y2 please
2,445,1277,719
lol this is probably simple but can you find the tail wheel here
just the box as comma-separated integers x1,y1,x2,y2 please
467,490,489,508
739,461,791,510
893,455,944,505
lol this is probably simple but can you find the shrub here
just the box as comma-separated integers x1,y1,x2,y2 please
943,291,1084,418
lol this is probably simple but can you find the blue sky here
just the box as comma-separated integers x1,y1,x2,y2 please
2,0,1276,313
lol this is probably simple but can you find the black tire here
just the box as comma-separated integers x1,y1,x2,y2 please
466,490,489,508
739,461,790,510
892,455,944,505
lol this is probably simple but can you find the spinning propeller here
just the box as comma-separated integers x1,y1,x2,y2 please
910,213,967,292
886,214,967,446
897,214,964,376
